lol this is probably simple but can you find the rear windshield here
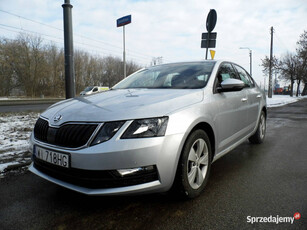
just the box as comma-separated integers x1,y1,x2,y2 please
113,62,215,89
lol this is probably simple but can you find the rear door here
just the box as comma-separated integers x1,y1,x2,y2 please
233,64,260,132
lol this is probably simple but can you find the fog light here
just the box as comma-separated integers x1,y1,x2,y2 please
117,165,155,177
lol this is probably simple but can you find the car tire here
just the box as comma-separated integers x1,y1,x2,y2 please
175,129,212,199
249,111,266,144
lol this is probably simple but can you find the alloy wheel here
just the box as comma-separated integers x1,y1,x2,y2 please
187,138,209,189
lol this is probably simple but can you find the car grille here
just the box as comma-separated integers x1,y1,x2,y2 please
34,118,98,148
33,158,159,189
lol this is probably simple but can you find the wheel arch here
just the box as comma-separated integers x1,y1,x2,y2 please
171,121,216,196
262,106,267,118
189,122,216,161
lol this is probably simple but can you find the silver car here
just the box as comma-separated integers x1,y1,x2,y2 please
29,60,266,198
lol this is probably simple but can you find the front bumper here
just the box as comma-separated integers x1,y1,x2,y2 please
29,131,184,195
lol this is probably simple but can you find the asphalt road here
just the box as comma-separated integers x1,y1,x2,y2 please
0,99,63,113
0,103,53,113
1,99,306,230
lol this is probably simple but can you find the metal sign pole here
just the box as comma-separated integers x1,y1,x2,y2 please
116,15,131,78
123,25,126,78
205,31,210,60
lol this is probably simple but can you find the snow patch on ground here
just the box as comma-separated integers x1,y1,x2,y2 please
266,95,306,107
0,97,22,100
0,113,39,176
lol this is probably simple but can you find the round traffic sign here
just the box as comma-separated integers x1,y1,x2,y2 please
206,9,217,32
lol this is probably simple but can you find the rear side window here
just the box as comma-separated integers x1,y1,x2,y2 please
233,65,254,87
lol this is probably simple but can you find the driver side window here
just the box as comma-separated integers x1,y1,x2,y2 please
214,63,237,93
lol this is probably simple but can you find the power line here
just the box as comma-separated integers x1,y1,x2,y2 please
0,9,64,33
0,24,64,42
0,9,162,61
0,23,153,64
0,25,151,66
274,30,291,53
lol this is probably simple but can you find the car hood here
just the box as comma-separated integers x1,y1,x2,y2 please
42,89,203,125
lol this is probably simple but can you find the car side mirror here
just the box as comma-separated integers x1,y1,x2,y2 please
217,78,245,92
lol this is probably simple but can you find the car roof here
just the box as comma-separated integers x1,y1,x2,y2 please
149,59,241,68
155,60,217,66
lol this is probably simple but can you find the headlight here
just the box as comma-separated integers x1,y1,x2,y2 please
121,117,168,139
90,121,125,146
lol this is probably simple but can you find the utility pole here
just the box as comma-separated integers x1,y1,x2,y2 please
62,0,75,99
268,26,274,98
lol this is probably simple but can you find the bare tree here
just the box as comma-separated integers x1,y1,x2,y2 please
2,34,49,97
101,56,123,88
126,60,142,76
0,33,142,97
296,31,307,96
261,55,278,76
45,44,65,97
0,39,16,96
277,53,300,97
261,31,307,97
74,50,90,93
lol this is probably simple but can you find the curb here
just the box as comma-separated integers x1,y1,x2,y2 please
0,160,32,177
0,99,64,106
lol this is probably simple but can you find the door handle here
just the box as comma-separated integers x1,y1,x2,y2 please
241,98,248,102
256,95,262,98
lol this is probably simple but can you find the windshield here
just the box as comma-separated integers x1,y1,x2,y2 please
113,62,215,89
84,86,94,92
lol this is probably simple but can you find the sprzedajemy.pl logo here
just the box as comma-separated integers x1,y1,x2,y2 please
247,212,301,225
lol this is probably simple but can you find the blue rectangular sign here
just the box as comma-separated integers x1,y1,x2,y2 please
117,15,132,27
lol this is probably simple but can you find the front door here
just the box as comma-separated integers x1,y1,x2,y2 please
212,62,249,153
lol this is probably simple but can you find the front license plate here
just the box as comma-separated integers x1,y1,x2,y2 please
34,146,70,168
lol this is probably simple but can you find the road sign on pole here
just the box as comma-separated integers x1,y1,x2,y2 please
201,32,217,49
210,50,216,60
202,32,217,40
117,15,131,78
201,39,216,48
206,9,217,32
117,15,131,27
201,9,217,60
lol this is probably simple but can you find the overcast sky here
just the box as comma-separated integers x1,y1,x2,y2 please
0,0,306,86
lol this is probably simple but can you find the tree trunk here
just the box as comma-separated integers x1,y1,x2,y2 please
302,82,307,96
290,80,294,97
296,79,301,97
